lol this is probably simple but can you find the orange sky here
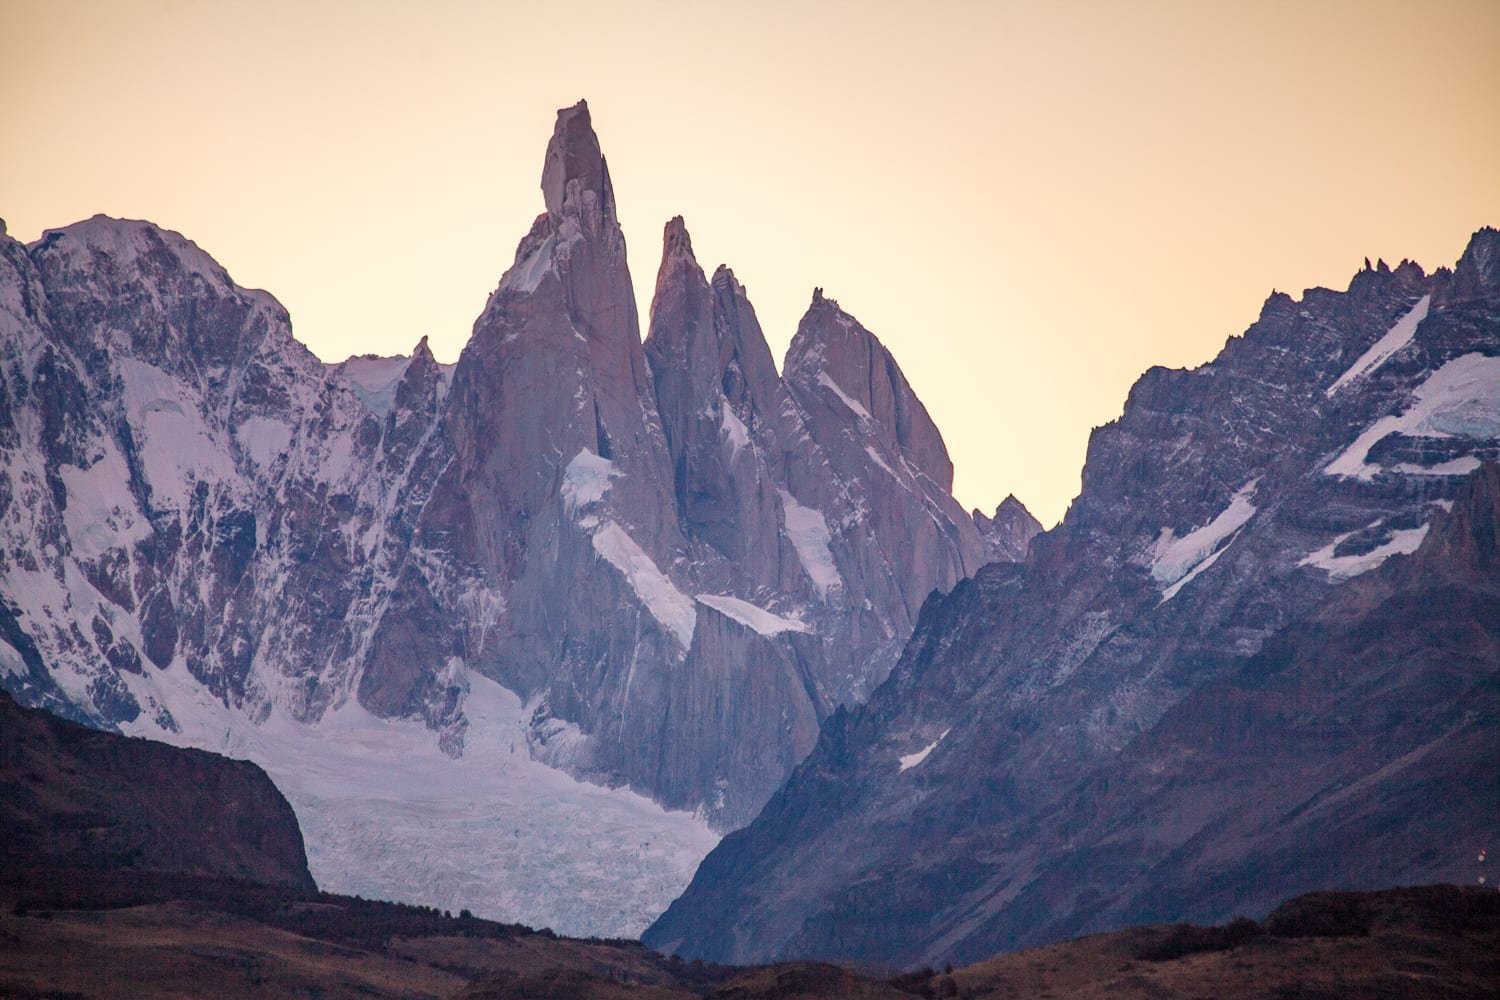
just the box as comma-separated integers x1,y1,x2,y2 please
3,0,1497,525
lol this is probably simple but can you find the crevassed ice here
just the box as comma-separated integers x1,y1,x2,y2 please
1324,352,1500,480
119,667,719,939
333,355,412,417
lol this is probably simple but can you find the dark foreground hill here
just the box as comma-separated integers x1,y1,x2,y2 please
0,689,312,889
1,873,1494,998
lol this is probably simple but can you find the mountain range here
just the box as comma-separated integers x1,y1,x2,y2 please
646,230,1500,964
0,101,1035,934
3,98,1495,960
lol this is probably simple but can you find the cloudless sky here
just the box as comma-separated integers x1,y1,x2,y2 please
3,0,1497,525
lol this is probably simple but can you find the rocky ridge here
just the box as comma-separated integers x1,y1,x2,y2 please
646,232,1500,964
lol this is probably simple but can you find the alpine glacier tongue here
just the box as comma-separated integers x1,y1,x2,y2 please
0,99,1024,931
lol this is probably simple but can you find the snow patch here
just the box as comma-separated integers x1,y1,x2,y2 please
562,449,620,512
591,522,696,648
1159,537,1237,603
865,445,898,479
1391,456,1483,477
899,729,950,772
1324,353,1500,480
777,489,843,599
117,358,236,510
0,638,26,677
696,594,809,636
236,416,294,468
1299,522,1429,581
58,449,150,560
719,400,751,459
505,233,556,294
1327,295,1431,396
816,372,871,420
1151,480,1258,586
335,355,411,416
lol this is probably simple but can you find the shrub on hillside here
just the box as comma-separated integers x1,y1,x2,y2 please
1136,916,1264,961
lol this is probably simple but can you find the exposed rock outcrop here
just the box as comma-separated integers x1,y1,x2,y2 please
973,494,1043,562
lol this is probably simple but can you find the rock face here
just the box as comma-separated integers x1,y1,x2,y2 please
0,101,1014,832
972,495,1042,563
0,688,314,888
645,231,1500,965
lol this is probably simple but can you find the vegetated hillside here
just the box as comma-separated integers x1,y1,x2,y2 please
0,688,312,889
648,230,1500,966
1,874,1494,998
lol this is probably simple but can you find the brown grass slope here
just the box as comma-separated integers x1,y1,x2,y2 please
0,869,707,999
2,870,1495,999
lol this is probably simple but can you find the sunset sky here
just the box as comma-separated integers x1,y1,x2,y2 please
4,0,1497,525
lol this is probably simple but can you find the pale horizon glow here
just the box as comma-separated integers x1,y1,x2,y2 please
3,1,1497,525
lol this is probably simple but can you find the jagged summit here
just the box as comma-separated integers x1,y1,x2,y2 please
1452,224,1500,299
972,494,1043,564
711,264,743,293
785,289,955,490
649,217,706,334
661,214,695,261
540,99,615,225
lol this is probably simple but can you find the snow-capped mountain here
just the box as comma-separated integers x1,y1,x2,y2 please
646,231,1500,965
0,102,1026,933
